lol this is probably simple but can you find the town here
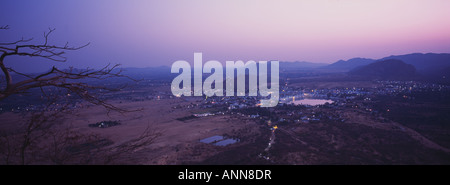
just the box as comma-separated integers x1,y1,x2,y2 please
170,53,280,107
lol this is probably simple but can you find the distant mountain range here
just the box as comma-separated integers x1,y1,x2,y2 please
111,53,449,81
276,53,450,78
380,53,450,74
322,58,375,71
322,53,450,74
279,61,327,71
349,59,417,80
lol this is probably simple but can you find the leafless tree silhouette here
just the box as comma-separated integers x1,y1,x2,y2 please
0,26,135,112
0,26,161,164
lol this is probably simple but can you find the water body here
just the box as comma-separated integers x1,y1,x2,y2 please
214,139,239,146
200,135,239,146
292,99,333,106
200,135,224,144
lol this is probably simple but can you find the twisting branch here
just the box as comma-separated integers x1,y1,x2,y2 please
0,27,158,165
0,37,33,46
0,27,132,112
3,64,134,112
1,28,89,63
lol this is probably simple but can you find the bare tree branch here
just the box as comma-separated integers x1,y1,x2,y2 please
0,27,133,112
0,27,157,165
0,37,33,46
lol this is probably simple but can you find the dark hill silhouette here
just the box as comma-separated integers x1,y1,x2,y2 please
349,59,417,80
380,53,450,73
325,53,450,74
322,58,375,71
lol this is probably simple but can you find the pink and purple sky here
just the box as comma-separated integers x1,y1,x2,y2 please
1,0,450,72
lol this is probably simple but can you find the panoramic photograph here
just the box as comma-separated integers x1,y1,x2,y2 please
1,0,450,167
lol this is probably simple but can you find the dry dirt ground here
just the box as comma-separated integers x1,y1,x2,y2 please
0,98,266,164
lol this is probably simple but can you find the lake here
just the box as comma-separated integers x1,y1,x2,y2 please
214,138,239,146
200,135,224,144
200,135,239,146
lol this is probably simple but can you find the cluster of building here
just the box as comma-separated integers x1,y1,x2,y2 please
2,80,449,116
175,80,450,128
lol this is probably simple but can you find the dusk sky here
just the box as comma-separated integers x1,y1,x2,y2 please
1,0,450,72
